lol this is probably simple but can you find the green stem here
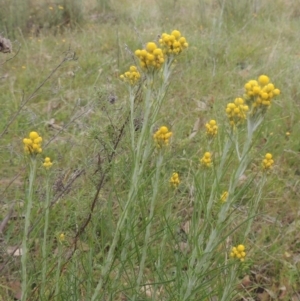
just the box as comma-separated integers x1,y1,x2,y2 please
133,152,164,298
129,88,136,153
21,157,37,301
41,172,51,297
54,244,63,298
244,174,267,237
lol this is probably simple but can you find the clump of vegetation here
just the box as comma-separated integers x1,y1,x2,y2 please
0,1,300,300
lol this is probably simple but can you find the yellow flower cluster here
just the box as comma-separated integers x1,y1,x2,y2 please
200,152,212,167
262,153,274,170
205,119,218,137
120,65,141,85
220,191,228,203
244,75,280,113
23,131,42,155
230,244,246,262
225,98,249,127
153,126,172,148
135,42,164,70
43,157,53,169
170,172,180,188
159,30,188,55
58,233,65,242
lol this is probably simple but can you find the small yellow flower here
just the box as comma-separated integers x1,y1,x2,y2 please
43,157,53,169
262,153,274,170
23,131,43,155
49,6,53,10
58,5,64,10
146,42,157,52
120,65,141,85
58,233,65,242
230,244,246,262
258,75,270,85
153,126,172,148
220,191,228,203
170,172,180,188
225,98,249,127
205,119,218,137
200,152,212,168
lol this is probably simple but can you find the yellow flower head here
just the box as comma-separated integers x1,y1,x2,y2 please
170,172,180,188
200,152,212,168
135,42,165,71
58,233,65,243
220,191,228,203
262,153,274,170
23,131,43,155
159,30,188,56
244,75,280,114
205,119,218,137
225,98,249,127
230,244,246,262
43,157,53,169
153,126,172,148
120,65,141,85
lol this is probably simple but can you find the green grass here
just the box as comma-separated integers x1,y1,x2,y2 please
1,0,300,300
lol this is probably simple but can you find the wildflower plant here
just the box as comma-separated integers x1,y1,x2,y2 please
181,74,280,301
93,24,280,298
41,156,53,297
13,26,283,301
91,30,188,300
21,131,43,301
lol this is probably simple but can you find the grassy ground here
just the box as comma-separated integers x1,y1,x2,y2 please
0,0,300,300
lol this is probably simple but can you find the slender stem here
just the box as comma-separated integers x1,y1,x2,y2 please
134,152,164,298
129,88,136,153
21,157,37,301
41,172,51,297
54,244,63,298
